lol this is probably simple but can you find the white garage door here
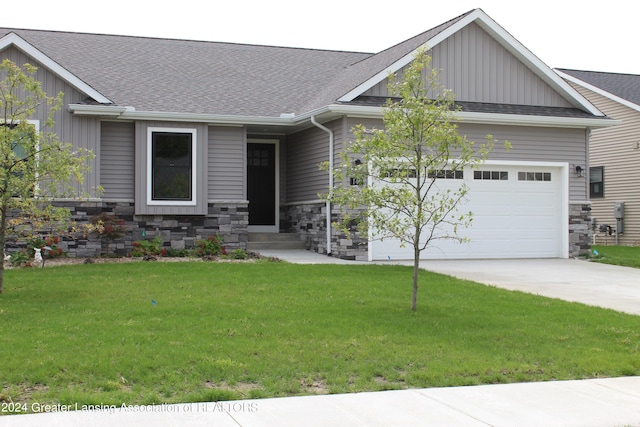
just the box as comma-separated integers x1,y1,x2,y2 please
369,163,567,260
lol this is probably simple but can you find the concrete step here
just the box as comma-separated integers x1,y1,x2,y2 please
247,233,306,250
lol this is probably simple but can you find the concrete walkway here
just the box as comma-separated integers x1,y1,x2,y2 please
3,377,640,426
2,251,640,427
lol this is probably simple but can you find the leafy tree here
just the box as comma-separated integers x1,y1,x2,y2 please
324,49,504,311
0,59,95,293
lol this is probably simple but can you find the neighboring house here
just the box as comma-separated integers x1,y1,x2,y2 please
0,9,614,260
557,69,640,246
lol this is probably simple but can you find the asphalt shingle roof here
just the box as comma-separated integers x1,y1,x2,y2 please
558,69,640,107
0,11,472,118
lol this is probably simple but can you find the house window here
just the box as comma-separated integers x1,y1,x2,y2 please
474,170,508,180
1,121,38,197
518,172,551,182
590,166,604,198
147,128,197,205
428,169,464,179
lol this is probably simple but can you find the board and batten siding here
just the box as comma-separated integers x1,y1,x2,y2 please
286,119,343,203
1,45,101,197
134,121,208,215
208,126,245,201
568,83,640,245
364,23,572,109
100,121,135,200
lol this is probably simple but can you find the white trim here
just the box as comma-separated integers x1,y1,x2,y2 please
556,70,640,114
0,33,112,104
247,138,280,233
337,9,603,117
146,127,197,206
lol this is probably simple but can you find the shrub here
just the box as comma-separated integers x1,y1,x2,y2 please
90,213,127,256
227,248,248,260
195,235,223,257
26,235,65,259
131,236,164,257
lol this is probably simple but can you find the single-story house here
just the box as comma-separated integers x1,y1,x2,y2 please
557,69,640,246
0,8,614,260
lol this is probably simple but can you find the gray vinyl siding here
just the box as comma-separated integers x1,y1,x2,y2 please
134,121,208,215
208,126,245,200
364,23,572,108
567,83,640,245
100,121,134,200
1,45,101,197
344,118,587,201
286,119,343,203
457,123,587,200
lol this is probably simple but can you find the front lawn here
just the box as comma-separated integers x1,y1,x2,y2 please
592,245,640,268
1,261,639,412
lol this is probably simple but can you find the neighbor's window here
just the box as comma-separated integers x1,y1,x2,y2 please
147,128,196,204
590,166,604,198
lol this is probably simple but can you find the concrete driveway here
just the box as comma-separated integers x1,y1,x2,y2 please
257,250,640,316
421,258,640,316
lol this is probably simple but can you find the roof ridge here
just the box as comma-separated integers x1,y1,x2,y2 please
557,68,640,78
0,26,372,55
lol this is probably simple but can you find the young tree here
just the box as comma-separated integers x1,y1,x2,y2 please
325,49,503,311
0,59,94,293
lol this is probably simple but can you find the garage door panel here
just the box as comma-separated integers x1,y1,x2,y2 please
370,164,564,260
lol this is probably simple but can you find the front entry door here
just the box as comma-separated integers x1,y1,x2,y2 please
247,142,278,232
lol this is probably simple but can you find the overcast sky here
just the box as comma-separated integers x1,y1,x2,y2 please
2,1,637,74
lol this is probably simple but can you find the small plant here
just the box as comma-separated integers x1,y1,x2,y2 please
227,248,248,260
195,235,223,257
26,235,65,259
131,236,164,257
90,213,126,256
7,250,32,267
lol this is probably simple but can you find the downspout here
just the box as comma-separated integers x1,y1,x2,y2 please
311,116,333,255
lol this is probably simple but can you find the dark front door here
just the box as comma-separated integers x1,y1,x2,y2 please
247,143,276,227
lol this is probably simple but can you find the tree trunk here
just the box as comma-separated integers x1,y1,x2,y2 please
0,207,6,294
411,242,420,311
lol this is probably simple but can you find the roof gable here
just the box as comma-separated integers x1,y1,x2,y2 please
335,9,602,117
0,32,112,104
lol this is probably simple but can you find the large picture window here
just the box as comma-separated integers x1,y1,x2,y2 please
147,128,197,205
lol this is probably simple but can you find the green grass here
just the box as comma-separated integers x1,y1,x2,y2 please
1,261,639,412
592,245,640,268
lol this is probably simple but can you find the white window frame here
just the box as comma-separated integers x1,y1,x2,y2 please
146,127,197,206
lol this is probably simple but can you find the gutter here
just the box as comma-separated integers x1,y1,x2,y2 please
310,116,334,256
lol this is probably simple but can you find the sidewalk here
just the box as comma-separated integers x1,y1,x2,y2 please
2,377,640,426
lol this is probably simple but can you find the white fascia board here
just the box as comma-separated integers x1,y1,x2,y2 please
470,13,604,117
556,70,640,114
0,32,112,104
456,111,619,129
338,9,603,118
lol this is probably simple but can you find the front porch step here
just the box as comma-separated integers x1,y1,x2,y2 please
247,233,306,250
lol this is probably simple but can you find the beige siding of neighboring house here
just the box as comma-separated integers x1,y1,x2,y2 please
101,121,135,200
208,126,246,201
1,45,101,197
285,119,343,203
364,23,572,108
568,83,640,245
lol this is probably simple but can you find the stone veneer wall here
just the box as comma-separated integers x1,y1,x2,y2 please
283,202,368,261
5,201,248,258
569,202,592,258
285,201,590,260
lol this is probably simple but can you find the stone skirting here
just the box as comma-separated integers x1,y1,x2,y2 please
569,202,592,258
283,202,368,261
5,201,248,258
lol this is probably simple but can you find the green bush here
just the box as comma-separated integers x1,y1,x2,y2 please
131,236,165,257
195,235,223,257
227,248,248,260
